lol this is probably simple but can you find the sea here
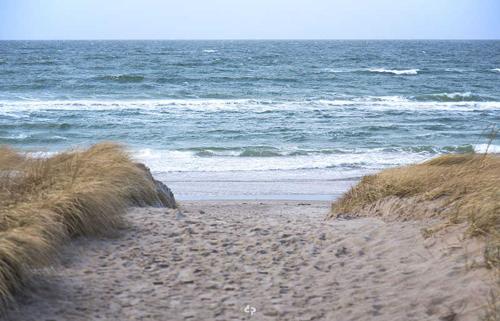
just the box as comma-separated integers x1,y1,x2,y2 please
1,40,499,200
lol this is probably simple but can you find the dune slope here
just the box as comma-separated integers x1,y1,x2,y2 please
0,143,172,310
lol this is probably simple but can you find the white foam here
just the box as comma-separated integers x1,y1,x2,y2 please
316,97,500,111
492,68,500,73
0,97,499,113
368,68,420,75
133,148,429,173
425,92,473,100
442,92,471,98
0,99,266,112
25,151,56,158
202,49,217,53
474,144,500,154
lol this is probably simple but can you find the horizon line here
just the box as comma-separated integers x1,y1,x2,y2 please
1,38,499,41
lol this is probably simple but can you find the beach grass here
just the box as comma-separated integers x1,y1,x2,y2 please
329,153,500,317
0,142,162,309
329,152,499,239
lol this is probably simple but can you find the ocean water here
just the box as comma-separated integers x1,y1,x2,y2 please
1,40,499,200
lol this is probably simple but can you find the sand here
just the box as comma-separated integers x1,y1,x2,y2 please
5,201,493,321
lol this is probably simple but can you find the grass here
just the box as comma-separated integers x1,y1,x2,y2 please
329,152,500,318
329,153,499,239
0,142,164,310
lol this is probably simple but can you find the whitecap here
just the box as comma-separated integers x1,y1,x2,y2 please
492,68,500,73
430,92,472,100
202,49,217,53
368,68,419,75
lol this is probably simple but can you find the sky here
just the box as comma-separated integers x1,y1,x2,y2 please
0,0,499,40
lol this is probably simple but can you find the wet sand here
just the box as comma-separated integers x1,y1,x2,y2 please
6,201,492,321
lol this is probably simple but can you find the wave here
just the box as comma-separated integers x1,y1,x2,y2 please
367,68,419,75
319,67,496,75
316,97,500,111
232,147,282,157
183,145,492,158
0,133,68,143
239,149,281,157
187,147,351,158
412,92,489,102
95,74,145,83
132,144,498,173
1,97,499,113
381,145,476,154
24,144,500,173
26,144,498,173
202,49,217,53
133,148,430,172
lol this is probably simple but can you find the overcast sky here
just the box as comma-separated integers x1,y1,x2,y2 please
1,0,499,40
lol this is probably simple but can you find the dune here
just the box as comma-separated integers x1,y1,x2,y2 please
329,153,499,319
0,143,175,310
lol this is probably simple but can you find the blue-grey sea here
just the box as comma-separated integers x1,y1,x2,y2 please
1,40,499,199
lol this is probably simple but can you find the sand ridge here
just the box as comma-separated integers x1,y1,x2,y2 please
5,201,492,321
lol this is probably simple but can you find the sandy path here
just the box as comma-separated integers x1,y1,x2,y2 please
6,201,491,321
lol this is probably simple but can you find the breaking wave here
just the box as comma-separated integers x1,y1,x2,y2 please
1,97,499,113
131,144,498,173
367,68,420,75
412,92,490,102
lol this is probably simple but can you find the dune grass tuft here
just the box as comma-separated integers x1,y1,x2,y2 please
0,142,163,309
329,154,499,238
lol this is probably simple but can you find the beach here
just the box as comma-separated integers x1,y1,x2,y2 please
7,201,492,321
0,40,499,320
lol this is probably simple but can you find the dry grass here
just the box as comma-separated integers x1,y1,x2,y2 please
329,153,499,239
329,153,500,318
0,142,162,310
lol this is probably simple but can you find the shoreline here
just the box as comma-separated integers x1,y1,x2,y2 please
6,200,492,321
175,194,337,201
156,169,362,202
